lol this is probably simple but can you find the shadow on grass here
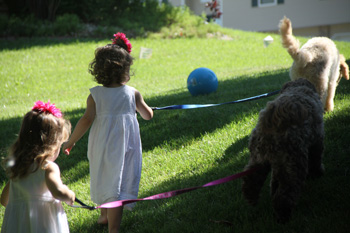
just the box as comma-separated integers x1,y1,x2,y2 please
0,68,289,184
0,37,104,51
0,69,288,233
1,68,349,232
114,76,350,233
141,70,288,151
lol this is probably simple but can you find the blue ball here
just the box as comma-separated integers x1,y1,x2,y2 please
187,67,218,96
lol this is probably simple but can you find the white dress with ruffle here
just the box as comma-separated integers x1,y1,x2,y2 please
88,85,142,209
1,163,70,233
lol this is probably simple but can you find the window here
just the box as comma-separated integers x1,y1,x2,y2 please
252,0,284,7
259,0,276,7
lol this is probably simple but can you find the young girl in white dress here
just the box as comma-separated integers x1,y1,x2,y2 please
63,32,153,233
1,100,76,233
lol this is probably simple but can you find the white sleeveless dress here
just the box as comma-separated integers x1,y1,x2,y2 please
88,85,142,208
1,163,70,233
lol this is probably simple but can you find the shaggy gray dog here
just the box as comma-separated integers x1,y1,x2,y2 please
242,78,325,223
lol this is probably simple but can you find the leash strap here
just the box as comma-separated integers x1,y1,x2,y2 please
96,168,257,209
151,90,280,110
71,168,257,210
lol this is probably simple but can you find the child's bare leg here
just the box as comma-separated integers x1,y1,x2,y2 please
97,208,108,224
107,207,123,233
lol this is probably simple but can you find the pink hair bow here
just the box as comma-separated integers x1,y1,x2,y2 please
111,32,132,53
32,100,62,118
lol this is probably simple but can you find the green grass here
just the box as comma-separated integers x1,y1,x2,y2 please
0,29,349,233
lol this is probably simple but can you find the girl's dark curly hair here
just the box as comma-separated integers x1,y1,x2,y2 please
89,43,134,86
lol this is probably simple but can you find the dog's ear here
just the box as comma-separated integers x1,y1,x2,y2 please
260,99,308,133
281,80,294,93
297,78,317,92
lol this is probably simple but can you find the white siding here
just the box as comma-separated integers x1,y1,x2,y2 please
223,0,350,32
167,0,350,38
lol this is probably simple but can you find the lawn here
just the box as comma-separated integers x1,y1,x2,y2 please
0,29,349,233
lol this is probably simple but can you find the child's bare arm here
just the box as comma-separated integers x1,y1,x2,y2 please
0,182,10,207
63,94,96,154
45,162,75,205
135,89,153,120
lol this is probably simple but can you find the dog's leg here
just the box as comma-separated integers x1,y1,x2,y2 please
308,138,325,177
339,54,349,80
325,81,336,111
271,155,308,224
242,160,270,206
325,55,344,111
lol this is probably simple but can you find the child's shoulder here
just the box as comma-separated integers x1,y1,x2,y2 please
42,161,60,173
90,85,102,92
124,85,137,92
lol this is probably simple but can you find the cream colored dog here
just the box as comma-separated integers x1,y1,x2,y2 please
279,16,349,112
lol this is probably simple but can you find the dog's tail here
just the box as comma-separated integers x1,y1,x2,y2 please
279,16,311,65
339,54,349,80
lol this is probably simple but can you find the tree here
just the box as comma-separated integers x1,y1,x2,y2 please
27,0,61,21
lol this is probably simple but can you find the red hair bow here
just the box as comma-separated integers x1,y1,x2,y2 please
32,100,62,118
111,32,132,54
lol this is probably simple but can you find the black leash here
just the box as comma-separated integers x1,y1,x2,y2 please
71,197,96,210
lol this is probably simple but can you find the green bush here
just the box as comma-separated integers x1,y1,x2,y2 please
3,14,81,37
54,13,81,36
87,25,123,38
1,2,225,39
6,15,39,37
149,7,223,39
1,14,56,37
36,22,55,37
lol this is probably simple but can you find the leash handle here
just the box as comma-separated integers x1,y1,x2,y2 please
71,197,96,210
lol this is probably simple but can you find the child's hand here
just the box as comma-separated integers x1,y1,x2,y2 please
65,189,75,206
62,142,74,155
64,148,71,155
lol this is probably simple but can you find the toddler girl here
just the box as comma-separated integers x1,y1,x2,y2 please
1,100,76,233
63,32,153,233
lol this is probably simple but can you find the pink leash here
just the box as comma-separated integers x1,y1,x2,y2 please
73,168,257,210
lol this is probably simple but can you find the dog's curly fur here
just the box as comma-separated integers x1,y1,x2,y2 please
242,79,325,223
279,16,349,112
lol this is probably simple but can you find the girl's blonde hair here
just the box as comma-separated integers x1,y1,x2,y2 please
4,110,71,179
88,44,134,86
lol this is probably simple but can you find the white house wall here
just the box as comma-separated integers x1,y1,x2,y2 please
168,0,350,38
223,0,350,32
